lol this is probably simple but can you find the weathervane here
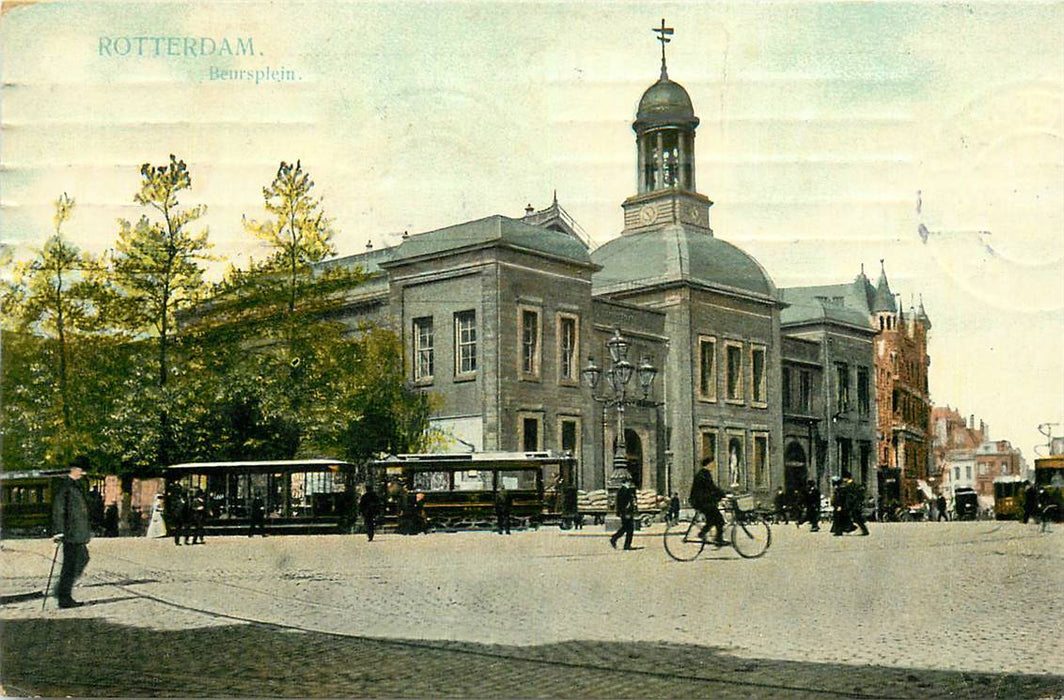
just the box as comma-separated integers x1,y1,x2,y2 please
653,18,674,80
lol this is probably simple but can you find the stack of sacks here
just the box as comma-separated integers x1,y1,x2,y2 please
635,489,662,512
577,489,608,511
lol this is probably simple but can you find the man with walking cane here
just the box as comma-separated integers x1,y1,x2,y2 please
49,456,93,608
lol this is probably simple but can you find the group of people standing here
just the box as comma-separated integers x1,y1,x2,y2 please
164,486,209,545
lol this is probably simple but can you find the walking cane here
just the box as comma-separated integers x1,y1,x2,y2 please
42,538,61,610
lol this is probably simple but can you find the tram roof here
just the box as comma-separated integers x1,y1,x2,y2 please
1,468,104,481
1,468,73,481
165,459,357,472
372,451,572,467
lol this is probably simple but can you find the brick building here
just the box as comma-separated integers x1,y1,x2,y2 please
974,439,1023,508
870,270,933,506
932,406,986,495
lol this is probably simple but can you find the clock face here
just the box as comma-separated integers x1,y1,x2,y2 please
639,204,658,225
686,205,703,224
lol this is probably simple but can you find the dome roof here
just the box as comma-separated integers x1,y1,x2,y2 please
635,78,699,129
592,226,776,300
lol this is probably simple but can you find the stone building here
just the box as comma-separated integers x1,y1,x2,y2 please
781,264,931,507
779,291,878,501
308,38,924,506
588,58,784,500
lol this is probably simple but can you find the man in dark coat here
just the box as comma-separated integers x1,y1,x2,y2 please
188,488,207,544
359,486,381,541
936,494,948,522
831,476,855,535
167,486,187,546
689,457,726,546
1023,481,1038,524
609,477,637,550
494,487,512,535
773,487,789,524
843,473,869,535
248,495,267,537
797,479,821,532
51,458,93,608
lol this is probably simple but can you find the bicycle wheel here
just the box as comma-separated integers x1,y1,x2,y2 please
731,515,771,558
663,515,706,561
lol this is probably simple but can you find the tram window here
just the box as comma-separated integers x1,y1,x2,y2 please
453,470,492,491
413,471,451,492
498,470,537,490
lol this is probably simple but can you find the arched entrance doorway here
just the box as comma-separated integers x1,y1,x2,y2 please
613,429,644,488
784,440,808,494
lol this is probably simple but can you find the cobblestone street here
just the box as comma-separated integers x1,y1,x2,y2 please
1,521,1062,698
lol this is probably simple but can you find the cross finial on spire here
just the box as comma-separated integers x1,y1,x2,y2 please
653,18,674,80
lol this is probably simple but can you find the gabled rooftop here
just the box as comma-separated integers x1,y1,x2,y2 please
380,215,595,269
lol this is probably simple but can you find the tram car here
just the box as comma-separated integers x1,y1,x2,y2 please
1034,455,1064,522
992,475,1025,520
163,459,362,535
1,469,107,537
368,451,578,531
953,487,979,521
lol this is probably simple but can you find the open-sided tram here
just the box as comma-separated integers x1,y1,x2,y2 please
369,452,578,530
163,459,362,535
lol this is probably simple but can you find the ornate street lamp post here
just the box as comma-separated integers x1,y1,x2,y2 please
582,329,659,491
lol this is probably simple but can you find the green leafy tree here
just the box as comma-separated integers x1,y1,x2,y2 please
243,160,335,316
1,194,110,466
109,155,211,466
340,327,437,461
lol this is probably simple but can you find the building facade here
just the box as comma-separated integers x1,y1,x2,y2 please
779,290,878,501
932,406,986,497
974,439,1024,507
314,44,926,508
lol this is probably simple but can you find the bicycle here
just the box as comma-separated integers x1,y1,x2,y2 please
663,494,772,561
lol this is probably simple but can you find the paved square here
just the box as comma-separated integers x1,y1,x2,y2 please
1,521,1061,697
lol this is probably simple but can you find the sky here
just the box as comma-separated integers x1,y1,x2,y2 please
2,0,1062,458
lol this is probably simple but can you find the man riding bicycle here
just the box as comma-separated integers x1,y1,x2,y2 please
690,457,726,547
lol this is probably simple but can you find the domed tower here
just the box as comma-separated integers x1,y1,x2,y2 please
621,22,713,236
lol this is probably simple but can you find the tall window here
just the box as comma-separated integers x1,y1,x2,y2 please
751,345,767,405
782,366,792,411
726,342,743,402
857,366,870,418
835,362,850,411
799,370,812,413
520,415,541,452
698,336,716,401
753,433,769,489
519,307,540,378
836,438,852,477
700,430,717,468
560,419,579,456
413,316,434,381
454,310,476,375
557,315,578,383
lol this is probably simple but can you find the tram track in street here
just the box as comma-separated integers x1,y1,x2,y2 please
5,545,909,698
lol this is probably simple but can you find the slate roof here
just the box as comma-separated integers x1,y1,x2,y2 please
591,225,777,301
381,215,594,268
779,285,874,330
